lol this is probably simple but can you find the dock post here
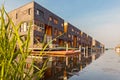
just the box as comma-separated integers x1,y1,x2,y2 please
66,57,68,66
80,64,83,70
49,56,53,61
79,54,81,61
83,47,86,57
86,46,88,58
66,43,68,51
63,69,67,80
92,54,96,61
79,45,81,52
79,45,81,61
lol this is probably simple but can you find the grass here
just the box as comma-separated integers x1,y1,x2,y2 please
0,5,47,80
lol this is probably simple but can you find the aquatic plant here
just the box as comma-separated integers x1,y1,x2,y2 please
0,5,47,80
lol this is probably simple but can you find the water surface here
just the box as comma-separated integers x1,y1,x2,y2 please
69,50,120,80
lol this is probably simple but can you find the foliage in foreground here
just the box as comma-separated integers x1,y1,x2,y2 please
0,5,47,80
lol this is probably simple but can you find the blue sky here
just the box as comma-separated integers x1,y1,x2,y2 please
1,0,120,48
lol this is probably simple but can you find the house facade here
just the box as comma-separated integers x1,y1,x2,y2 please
8,1,104,52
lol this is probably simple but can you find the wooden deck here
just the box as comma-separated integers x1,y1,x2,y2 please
31,50,80,57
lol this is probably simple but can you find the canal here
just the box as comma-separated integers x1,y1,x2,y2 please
69,50,120,80
38,50,103,80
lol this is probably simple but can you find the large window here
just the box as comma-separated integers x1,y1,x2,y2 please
36,9,44,18
16,13,18,19
59,31,62,35
36,23,45,32
54,28,58,36
72,35,74,40
39,23,44,30
36,10,39,15
72,28,74,32
20,22,28,32
28,8,31,15
61,23,63,27
34,36,43,44
49,16,52,21
53,18,58,24
68,34,71,38
23,22,27,32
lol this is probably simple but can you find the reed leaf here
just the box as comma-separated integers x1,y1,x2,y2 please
0,5,47,80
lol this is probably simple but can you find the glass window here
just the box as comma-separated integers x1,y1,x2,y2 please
49,16,52,21
39,10,44,17
54,28,58,36
54,18,58,24
20,24,24,32
16,13,18,19
61,23,63,27
68,34,71,38
36,9,44,18
59,31,62,35
36,10,39,15
35,23,45,33
72,28,74,32
28,8,31,15
20,22,28,32
23,22,27,32
72,35,74,40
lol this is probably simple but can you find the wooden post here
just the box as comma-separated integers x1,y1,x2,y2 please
79,45,81,61
84,47,86,57
92,54,96,61
79,54,81,61
80,64,83,70
79,45,81,52
66,43,68,51
86,46,88,58
63,69,67,80
66,57,68,66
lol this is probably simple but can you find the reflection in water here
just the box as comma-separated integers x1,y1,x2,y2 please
69,50,120,80
63,69,67,80
116,52,120,56
115,47,120,53
40,52,101,80
80,64,83,70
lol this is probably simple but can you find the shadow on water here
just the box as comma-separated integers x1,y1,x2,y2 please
37,52,102,80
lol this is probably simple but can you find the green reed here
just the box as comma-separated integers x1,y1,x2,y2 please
0,5,47,80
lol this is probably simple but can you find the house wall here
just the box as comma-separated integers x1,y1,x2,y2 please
8,1,103,50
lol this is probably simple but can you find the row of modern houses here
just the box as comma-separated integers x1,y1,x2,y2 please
8,1,104,54
7,1,105,79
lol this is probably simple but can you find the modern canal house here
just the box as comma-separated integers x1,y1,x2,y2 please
8,1,100,51
92,39,104,53
8,0,105,62
8,1,104,79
